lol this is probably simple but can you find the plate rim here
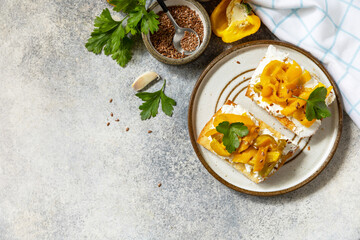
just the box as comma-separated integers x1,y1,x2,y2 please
188,40,343,196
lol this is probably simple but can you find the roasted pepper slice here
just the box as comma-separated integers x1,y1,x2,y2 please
210,138,231,157
232,146,257,163
252,146,269,172
237,126,260,153
213,113,255,128
211,0,261,43
253,135,277,149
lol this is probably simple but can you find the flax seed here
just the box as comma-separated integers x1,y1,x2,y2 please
150,6,204,59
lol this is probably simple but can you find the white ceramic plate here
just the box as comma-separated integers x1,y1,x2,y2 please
188,40,343,196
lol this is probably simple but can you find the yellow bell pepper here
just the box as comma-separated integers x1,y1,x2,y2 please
210,138,231,157
213,113,255,128
210,0,261,43
233,147,257,163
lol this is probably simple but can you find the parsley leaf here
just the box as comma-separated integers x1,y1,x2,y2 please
216,121,249,153
126,6,146,34
94,8,119,32
295,87,331,121
141,11,160,34
111,37,133,67
136,80,176,120
85,2,159,67
110,0,138,13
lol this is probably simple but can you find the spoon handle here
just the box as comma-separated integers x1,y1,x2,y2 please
156,0,169,12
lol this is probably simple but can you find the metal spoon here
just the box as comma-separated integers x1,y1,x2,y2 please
156,0,201,55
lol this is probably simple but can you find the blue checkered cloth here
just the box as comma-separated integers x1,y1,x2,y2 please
250,0,360,128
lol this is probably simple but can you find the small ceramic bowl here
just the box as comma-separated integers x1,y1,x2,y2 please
142,0,211,65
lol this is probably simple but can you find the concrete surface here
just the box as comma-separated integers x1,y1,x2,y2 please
0,0,359,239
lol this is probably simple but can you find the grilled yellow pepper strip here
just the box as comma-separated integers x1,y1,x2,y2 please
211,0,261,43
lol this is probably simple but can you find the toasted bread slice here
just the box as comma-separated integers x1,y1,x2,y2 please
246,45,335,138
197,100,298,184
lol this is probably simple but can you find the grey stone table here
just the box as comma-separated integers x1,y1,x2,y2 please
1,0,359,239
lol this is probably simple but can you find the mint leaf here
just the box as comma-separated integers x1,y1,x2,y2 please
216,121,249,153
136,80,176,120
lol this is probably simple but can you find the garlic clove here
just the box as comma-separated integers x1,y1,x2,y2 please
132,71,160,91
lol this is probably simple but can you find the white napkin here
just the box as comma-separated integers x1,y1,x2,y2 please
250,0,360,128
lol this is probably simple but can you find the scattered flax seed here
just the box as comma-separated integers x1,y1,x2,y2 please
150,6,204,59
276,110,280,113
158,183,162,187
115,119,119,122
109,99,113,103
260,159,264,163
308,146,311,151
126,127,129,132
107,122,110,126
110,112,113,117
249,156,253,160
270,103,274,106
236,61,240,64
148,130,152,133
261,152,265,156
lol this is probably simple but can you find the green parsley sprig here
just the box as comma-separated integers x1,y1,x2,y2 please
294,86,331,121
136,80,176,120
85,0,159,67
216,121,249,153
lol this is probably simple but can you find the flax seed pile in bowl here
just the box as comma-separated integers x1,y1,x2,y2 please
150,6,204,59
142,0,211,65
